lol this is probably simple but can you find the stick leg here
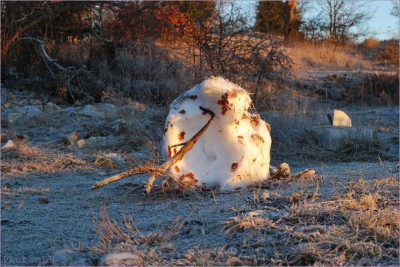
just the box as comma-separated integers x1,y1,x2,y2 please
92,106,215,192
145,106,215,194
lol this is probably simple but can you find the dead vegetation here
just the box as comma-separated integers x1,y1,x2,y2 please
287,40,373,71
342,73,399,106
94,204,186,254
83,171,399,266
0,141,91,176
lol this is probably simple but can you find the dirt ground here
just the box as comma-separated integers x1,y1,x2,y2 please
1,79,399,266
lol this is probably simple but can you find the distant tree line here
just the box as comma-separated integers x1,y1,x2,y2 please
254,0,378,44
1,1,291,104
1,1,396,104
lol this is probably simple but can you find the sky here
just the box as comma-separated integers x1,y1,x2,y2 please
238,0,399,41
368,1,399,40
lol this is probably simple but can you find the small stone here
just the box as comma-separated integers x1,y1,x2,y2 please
278,163,291,177
131,101,146,111
74,101,83,107
94,153,124,167
62,131,80,145
52,249,92,266
15,134,28,142
1,133,8,143
2,103,12,109
261,190,270,200
77,136,114,149
38,198,49,204
98,252,144,266
161,243,174,253
29,99,42,106
45,102,63,113
4,202,13,209
271,163,291,179
1,140,15,152
1,219,10,225
226,257,243,266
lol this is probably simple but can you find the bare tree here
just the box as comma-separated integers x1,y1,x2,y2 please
309,0,373,43
391,0,400,19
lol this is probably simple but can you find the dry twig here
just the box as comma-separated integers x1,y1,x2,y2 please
92,106,215,194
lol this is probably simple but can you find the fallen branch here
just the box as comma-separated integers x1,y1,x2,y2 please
17,36,93,101
19,36,72,74
92,106,215,194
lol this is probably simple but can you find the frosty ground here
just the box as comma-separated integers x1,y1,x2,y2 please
1,73,399,266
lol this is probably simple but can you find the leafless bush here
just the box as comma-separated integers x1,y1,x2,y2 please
89,40,193,106
359,39,399,67
186,2,292,90
340,73,399,106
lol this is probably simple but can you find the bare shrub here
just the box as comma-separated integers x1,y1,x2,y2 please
89,40,193,106
341,73,399,106
360,39,399,67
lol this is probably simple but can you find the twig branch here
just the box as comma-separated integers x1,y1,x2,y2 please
92,106,215,194
19,36,70,72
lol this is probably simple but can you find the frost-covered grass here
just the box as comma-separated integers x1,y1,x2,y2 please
0,141,91,176
86,173,399,266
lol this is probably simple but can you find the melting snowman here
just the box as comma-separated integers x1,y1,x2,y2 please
163,76,272,190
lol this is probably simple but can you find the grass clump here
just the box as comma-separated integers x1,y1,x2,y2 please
1,142,90,176
219,175,399,266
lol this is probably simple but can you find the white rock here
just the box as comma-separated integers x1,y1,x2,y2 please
163,76,272,190
102,152,124,161
52,249,92,266
0,140,15,152
98,252,144,266
77,136,114,148
327,109,352,127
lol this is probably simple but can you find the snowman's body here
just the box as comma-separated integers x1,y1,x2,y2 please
163,76,271,190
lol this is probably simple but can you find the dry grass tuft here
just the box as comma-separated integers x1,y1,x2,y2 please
220,175,399,266
285,176,399,265
223,211,285,233
95,204,186,254
1,185,51,197
1,144,91,176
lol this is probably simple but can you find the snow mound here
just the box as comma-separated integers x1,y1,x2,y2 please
163,76,272,190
